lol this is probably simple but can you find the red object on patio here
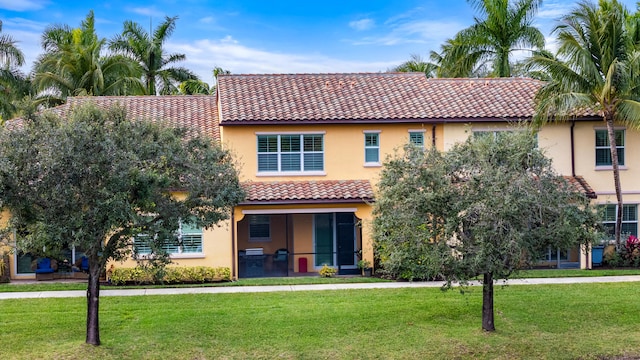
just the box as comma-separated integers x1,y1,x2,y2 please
298,257,308,273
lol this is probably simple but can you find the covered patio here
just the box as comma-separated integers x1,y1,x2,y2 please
233,180,375,278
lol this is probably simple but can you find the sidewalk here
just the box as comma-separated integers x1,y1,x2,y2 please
2,275,640,300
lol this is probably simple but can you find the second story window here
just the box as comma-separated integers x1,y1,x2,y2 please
364,132,380,164
595,129,625,167
257,134,324,174
409,131,425,147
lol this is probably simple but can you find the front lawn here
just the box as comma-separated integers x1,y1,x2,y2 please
1,283,639,359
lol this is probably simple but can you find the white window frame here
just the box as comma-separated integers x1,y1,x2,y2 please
256,133,325,176
364,130,381,166
601,204,638,240
595,128,625,168
134,219,204,258
408,130,425,147
248,215,271,242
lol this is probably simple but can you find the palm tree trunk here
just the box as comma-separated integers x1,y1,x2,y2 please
497,48,511,77
85,254,101,345
605,116,623,248
482,272,495,331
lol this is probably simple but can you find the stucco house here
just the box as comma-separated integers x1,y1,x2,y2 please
8,72,628,280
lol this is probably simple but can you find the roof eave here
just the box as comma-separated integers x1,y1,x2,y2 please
239,198,375,206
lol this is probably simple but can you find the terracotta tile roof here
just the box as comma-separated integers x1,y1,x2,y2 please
217,73,558,124
564,175,597,199
12,96,220,141
241,180,375,204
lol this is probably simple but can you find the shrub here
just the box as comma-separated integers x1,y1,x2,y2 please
319,264,337,278
109,266,231,285
604,235,640,268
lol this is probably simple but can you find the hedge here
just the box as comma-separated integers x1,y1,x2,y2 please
109,266,231,285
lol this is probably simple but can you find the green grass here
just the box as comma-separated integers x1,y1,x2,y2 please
1,283,640,359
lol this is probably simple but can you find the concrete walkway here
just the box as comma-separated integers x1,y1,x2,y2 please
2,275,640,300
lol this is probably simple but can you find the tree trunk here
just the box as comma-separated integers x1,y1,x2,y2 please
482,272,495,332
85,255,102,345
605,116,623,248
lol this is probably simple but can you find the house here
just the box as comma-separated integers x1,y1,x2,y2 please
6,72,629,280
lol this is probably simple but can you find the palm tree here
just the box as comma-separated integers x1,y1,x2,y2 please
0,20,24,68
110,16,198,95
179,67,230,95
33,11,143,103
441,0,545,77
0,69,33,121
531,0,640,246
391,54,438,78
0,19,28,120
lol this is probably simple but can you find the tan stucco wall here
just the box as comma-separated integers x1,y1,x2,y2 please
108,221,234,271
222,123,440,182
573,121,640,199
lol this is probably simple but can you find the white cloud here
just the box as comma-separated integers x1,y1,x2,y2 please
0,0,48,11
167,36,395,85
537,1,573,19
126,6,165,18
199,16,215,24
2,17,47,31
351,20,465,47
349,19,374,31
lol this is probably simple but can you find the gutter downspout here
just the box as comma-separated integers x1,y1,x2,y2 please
231,211,236,279
571,120,576,177
432,124,436,147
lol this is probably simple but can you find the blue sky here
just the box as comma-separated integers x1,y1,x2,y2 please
1,0,638,85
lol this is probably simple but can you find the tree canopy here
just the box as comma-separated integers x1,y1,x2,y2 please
33,11,144,103
427,0,545,77
373,130,599,331
110,16,197,95
0,103,245,345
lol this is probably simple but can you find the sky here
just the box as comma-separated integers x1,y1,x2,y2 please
1,0,638,86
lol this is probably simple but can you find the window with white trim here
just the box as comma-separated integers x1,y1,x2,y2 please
364,132,380,164
601,204,637,239
595,129,625,166
134,219,203,255
409,131,424,147
257,134,323,173
248,215,271,242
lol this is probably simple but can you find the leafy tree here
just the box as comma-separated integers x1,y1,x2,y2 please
390,54,438,78
33,11,143,103
374,131,599,331
0,103,245,345
440,0,545,77
110,16,198,95
530,0,640,246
